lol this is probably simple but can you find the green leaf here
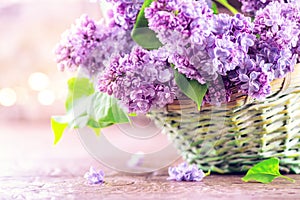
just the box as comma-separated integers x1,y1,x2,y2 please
128,112,137,117
65,77,94,110
215,0,239,15
51,77,130,144
51,116,69,145
88,92,111,122
87,119,113,129
205,170,211,177
131,0,162,49
88,92,130,124
92,127,101,136
108,98,130,124
173,68,208,110
68,114,89,129
242,158,296,184
211,2,219,14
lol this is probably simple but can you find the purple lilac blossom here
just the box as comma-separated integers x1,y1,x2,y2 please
54,14,134,76
238,0,299,16
145,0,220,100
238,0,282,16
252,2,300,78
145,0,270,104
168,162,205,182
146,0,260,103
231,1,300,99
208,13,273,99
84,166,105,184
103,0,144,30
54,14,104,72
209,13,256,76
98,46,178,113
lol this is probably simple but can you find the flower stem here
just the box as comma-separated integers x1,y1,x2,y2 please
215,0,239,15
280,175,296,183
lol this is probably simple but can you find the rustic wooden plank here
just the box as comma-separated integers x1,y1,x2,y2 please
1,174,300,199
1,122,300,199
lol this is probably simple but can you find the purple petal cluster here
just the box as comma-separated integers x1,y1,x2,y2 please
84,166,105,184
235,62,272,99
209,13,256,76
145,0,213,41
238,0,298,16
168,162,205,182
104,0,144,30
238,0,282,16
55,0,300,111
252,2,300,77
54,15,104,72
145,0,259,103
226,1,300,99
145,0,219,102
54,14,134,76
98,46,178,113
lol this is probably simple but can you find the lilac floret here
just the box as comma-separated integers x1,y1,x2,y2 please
251,1,300,79
54,14,135,76
54,14,104,72
84,166,105,184
103,0,144,30
98,46,178,113
167,162,205,182
238,0,282,16
238,0,299,16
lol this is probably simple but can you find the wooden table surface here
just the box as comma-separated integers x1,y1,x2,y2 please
1,121,300,200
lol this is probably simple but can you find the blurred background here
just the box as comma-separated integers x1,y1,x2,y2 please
0,0,109,177
0,0,102,122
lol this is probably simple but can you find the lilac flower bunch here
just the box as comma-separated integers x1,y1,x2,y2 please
54,14,134,76
168,162,205,182
53,0,300,120
84,166,105,184
99,46,178,113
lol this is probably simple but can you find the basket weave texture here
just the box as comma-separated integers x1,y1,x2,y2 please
150,64,300,174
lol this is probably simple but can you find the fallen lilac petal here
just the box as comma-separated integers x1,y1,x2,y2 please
167,162,205,182
84,166,105,184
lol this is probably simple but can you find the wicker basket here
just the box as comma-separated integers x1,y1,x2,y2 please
149,64,300,174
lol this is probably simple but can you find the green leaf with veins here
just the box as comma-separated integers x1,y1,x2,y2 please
242,158,296,184
51,77,129,144
173,68,208,110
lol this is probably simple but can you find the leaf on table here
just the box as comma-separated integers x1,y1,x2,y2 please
241,158,296,184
